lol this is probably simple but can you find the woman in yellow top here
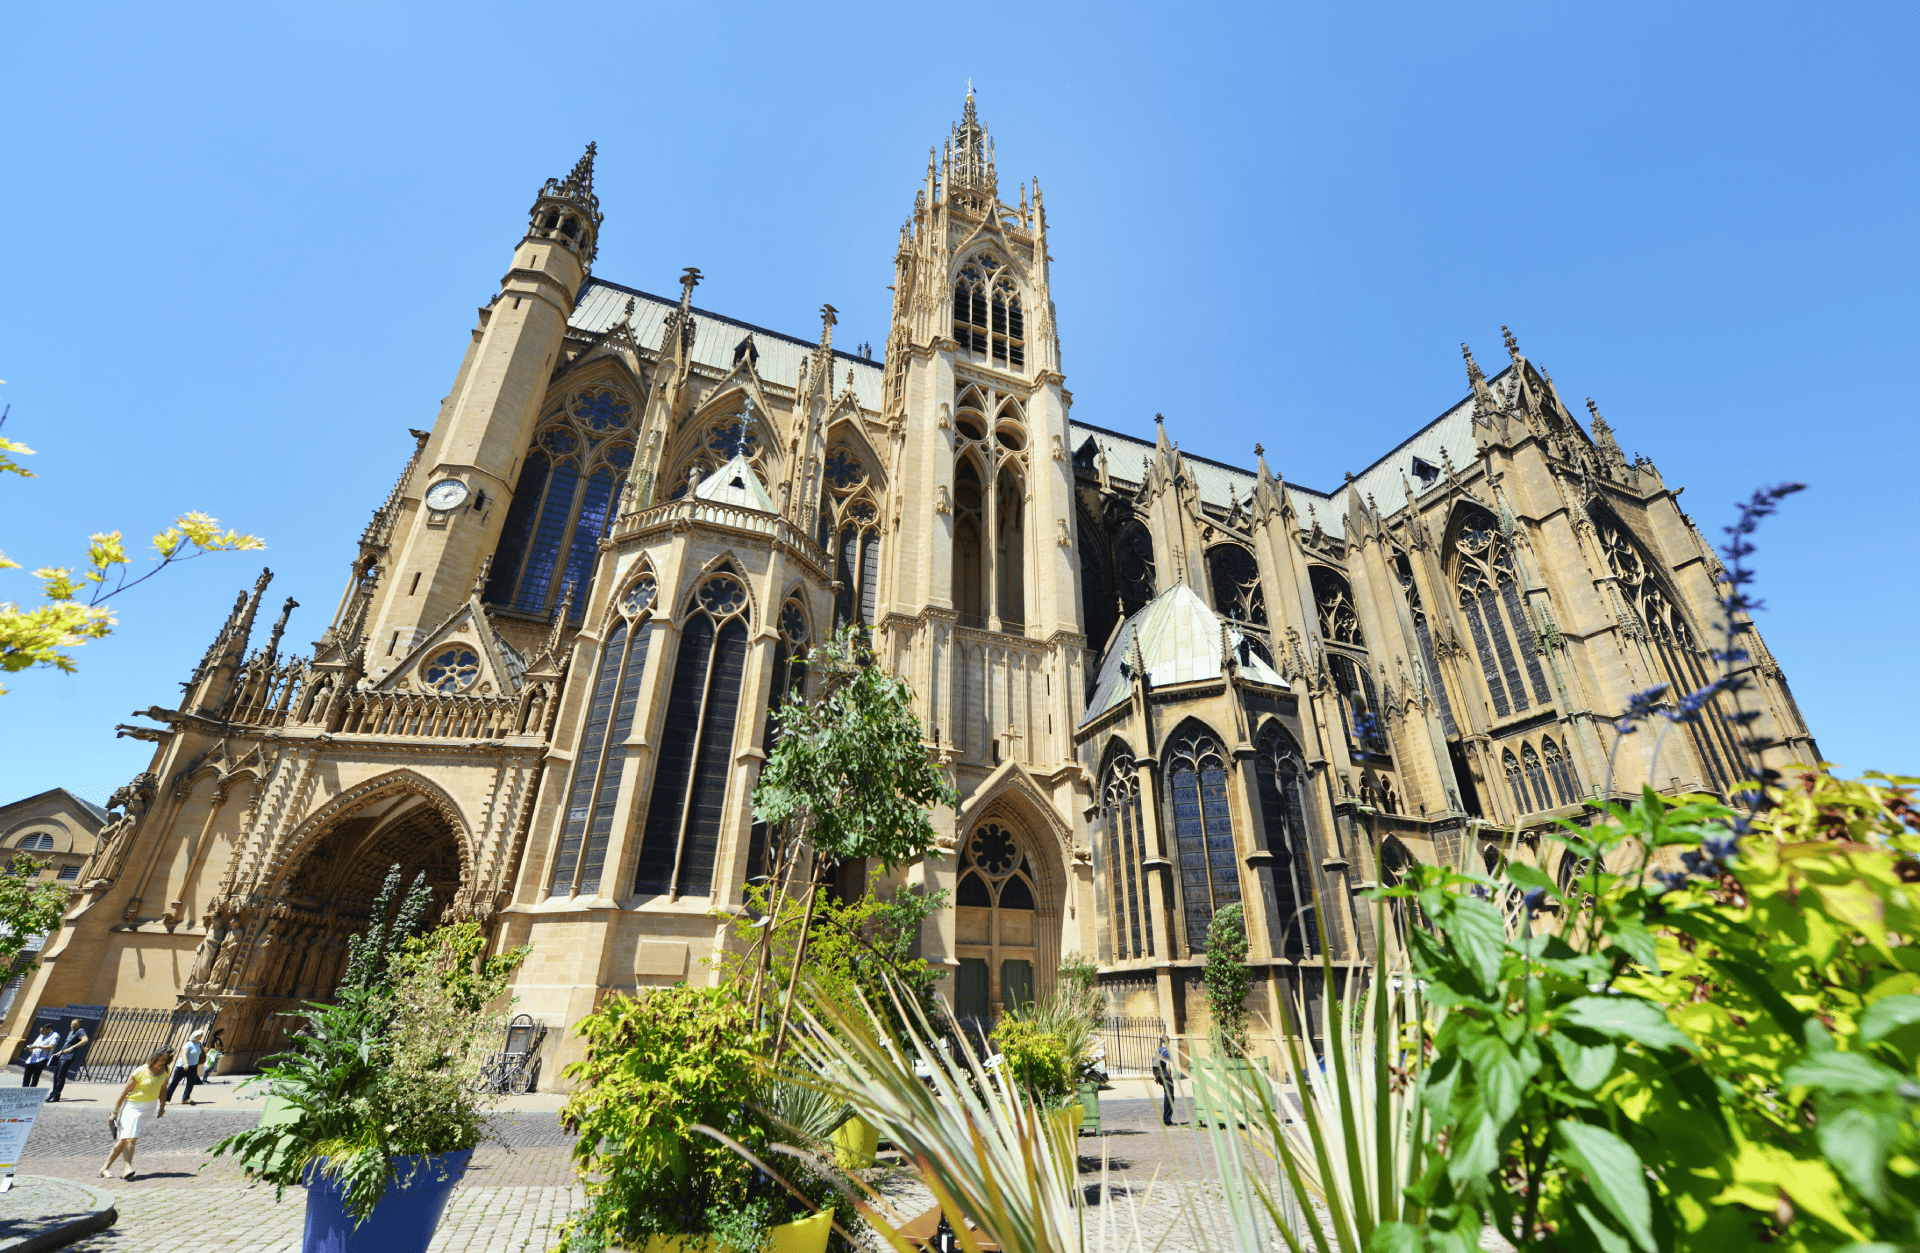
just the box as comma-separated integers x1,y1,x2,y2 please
99,1049,172,1181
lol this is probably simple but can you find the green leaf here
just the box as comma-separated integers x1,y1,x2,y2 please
1605,919,1660,974
1558,1119,1657,1253
1861,995,1920,1043
1559,996,1694,1053
1443,895,1509,997
1550,1030,1620,1093
1815,1101,1896,1211
1503,862,1557,895
1785,1050,1902,1097
1366,1222,1421,1253
1705,956,1803,1038
1448,1111,1500,1188
1572,1200,1635,1253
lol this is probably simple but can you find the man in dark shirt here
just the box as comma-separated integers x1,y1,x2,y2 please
46,1018,89,1102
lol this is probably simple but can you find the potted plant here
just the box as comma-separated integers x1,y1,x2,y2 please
987,1013,1082,1172
557,984,847,1253
1192,904,1270,1128
211,867,528,1252
1054,954,1106,1135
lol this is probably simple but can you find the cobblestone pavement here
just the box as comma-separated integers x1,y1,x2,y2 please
0,1173,108,1243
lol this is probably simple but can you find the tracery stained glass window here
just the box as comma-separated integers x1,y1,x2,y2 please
1207,545,1268,629
1310,567,1364,646
818,445,881,628
1542,736,1584,806
1254,722,1319,959
1167,730,1240,955
485,387,635,616
1100,752,1153,961
1596,513,1742,793
1116,522,1156,615
1329,653,1391,758
1522,744,1553,812
634,570,752,898
750,598,812,888
956,823,1039,912
549,570,656,896
1503,749,1529,816
422,648,480,693
1394,552,1458,737
1452,506,1548,719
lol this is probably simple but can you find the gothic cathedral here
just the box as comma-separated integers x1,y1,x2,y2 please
6,93,1819,1071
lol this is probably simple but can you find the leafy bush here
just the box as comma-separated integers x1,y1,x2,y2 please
990,1015,1075,1108
558,985,846,1253
1204,903,1252,1057
209,868,526,1224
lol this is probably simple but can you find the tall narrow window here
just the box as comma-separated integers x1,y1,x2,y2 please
953,458,986,628
751,599,811,889
1503,749,1529,815
1542,736,1583,806
820,446,881,628
1329,653,1391,758
484,386,634,615
1254,722,1319,959
1310,566,1365,646
1115,521,1156,616
953,254,1023,367
1167,729,1240,954
1394,553,1459,737
634,571,751,898
995,466,1025,629
1100,751,1152,961
1453,506,1550,721
1522,743,1553,812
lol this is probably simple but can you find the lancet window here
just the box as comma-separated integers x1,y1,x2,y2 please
952,255,1024,368
1167,728,1241,955
1451,506,1552,719
1542,736,1583,806
1521,744,1553,812
1503,749,1528,816
634,569,751,899
749,597,811,888
817,445,881,628
1116,521,1156,615
1099,750,1153,962
549,570,656,897
1254,721,1319,959
1394,552,1458,737
949,392,1027,633
1329,653,1391,758
486,386,636,616
1310,566,1364,646
1597,512,1743,793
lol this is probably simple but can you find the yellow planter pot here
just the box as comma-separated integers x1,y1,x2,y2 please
1047,1102,1083,1178
628,1211,832,1253
832,1113,879,1169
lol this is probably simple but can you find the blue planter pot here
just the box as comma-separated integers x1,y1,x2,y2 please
302,1149,472,1253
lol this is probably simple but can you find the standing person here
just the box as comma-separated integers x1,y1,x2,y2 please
164,1029,206,1105
46,1018,89,1103
1153,1033,1177,1126
20,1023,59,1087
99,1049,170,1181
201,1030,224,1084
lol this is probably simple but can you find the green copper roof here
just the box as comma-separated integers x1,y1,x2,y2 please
1080,583,1289,726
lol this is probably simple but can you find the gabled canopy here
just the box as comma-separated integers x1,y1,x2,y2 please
1080,584,1288,726
692,453,776,514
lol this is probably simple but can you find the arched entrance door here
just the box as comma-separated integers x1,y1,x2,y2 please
211,789,466,1066
952,819,1055,1033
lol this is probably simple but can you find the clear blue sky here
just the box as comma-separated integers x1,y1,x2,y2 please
3,2,1913,805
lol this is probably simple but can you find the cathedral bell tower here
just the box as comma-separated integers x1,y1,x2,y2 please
365,144,603,668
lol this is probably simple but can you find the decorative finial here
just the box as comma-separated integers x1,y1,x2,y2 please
679,267,702,306
740,395,755,446
1253,442,1264,457
621,296,636,323
1502,325,1520,358
470,554,492,598
1462,343,1484,383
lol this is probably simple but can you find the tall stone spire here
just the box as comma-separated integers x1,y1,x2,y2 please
527,141,605,270
948,84,996,203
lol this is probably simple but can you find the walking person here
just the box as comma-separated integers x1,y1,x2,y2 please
99,1049,171,1181
202,1030,224,1084
1153,1033,1177,1126
164,1029,207,1105
20,1023,59,1087
45,1018,89,1103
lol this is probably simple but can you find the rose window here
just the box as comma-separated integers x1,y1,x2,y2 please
969,823,1018,876
780,602,808,645
574,390,631,431
824,449,864,489
422,647,480,693
698,576,746,616
621,574,657,617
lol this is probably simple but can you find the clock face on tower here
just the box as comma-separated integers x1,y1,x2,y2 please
424,479,470,512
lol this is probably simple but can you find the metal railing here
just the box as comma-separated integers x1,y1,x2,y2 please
63,1006,221,1085
1097,1015,1167,1076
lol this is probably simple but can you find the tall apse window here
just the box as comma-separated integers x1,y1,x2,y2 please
1207,544,1271,662
749,597,812,888
818,446,882,628
1253,721,1319,959
1115,521,1156,617
1167,727,1240,955
1393,551,1458,737
1451,506,1552,719
549,570,656,897
671,408,767,500
1596,512,1742,793
1521,743,1554,812
1099,750,1153,961
486,386,635,616
1541,736,1584,806
952,254,1024,367
633,569,752,899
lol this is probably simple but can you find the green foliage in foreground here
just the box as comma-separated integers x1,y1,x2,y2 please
1205,903,1253,1057
1378,769,1920,1253
209,869,526,1224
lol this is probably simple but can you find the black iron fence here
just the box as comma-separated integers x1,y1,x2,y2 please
1097,1014,1165,1076
27,1005,221,1085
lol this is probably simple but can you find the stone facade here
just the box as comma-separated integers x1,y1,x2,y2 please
3,94,1818,1073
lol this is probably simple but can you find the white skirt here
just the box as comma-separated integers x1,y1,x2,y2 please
118,1099,157,1139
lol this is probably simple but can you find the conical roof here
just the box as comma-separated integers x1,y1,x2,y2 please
1080,584,1289,726
691,453,776,514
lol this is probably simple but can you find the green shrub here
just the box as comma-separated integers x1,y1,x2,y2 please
989,1015,1075,1108
1204,903,1252,1057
